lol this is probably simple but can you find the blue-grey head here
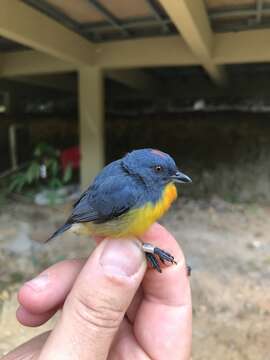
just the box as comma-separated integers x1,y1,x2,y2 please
122,148,191,187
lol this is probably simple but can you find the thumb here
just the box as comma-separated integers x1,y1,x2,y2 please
39,238,146,360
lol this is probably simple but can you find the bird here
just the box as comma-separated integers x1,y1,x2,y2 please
47,148,192,273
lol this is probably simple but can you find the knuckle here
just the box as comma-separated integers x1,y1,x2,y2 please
72,293,123,331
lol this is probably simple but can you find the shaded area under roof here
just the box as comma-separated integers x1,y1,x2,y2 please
0,37,29,52
14,0,270,45
22,0,177,43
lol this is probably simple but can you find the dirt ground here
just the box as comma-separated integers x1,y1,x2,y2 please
0,196,269,359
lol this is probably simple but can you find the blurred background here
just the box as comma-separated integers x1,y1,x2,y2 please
0,1,270,358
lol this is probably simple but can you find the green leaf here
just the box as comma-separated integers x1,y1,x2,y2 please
34,142,59,159
9,173,27,193
49,178,62,190
33,162,41,180
50,160,59,177
63,164,73,184
25,162,40,184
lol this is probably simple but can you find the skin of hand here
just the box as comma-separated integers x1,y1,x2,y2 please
3,223,192,360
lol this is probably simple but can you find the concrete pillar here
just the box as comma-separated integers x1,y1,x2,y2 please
79,67,104,189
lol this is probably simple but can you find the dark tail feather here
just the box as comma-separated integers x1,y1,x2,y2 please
46,223,72,243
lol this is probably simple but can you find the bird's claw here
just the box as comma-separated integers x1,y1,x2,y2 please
142,243,191,275
142,243,177,273
145,253,162,273
153,247,177,265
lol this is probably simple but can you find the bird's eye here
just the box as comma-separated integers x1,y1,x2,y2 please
154,165,163,172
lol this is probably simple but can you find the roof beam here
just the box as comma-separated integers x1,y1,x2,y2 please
0,51,75,77
0,0,95,66
157,0,225,84
3,28,270,77
0,51,161,93
1,37,197,77
94,36,198,68
98,28,270,80
214,29,270,64
73,30,255,68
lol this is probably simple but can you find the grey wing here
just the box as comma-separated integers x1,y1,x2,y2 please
68,176,138,224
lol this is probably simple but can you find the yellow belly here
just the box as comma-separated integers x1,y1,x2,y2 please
71,182,177,238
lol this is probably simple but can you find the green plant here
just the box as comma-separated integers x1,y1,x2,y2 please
9,142,73,193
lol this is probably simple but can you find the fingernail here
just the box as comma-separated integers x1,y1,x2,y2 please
24,273,49,292
100,239,144,277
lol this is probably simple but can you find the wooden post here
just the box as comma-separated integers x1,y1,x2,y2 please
79,67,104,189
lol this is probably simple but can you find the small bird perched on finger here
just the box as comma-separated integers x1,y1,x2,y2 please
47,148,191,273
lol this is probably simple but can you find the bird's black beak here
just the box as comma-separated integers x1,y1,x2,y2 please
171,170,192,184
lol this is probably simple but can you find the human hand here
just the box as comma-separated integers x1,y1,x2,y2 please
4,223,192,360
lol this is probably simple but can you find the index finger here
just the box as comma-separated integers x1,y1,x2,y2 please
135,223,192,359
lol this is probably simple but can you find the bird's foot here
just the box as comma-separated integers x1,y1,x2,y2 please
142,243,191,275
145,253,162,273
142,243,177,273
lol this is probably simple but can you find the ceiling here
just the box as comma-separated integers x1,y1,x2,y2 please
1,0,270,52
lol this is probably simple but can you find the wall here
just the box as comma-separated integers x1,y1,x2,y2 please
2,110,270,203
0,115,78,172
106,111,270,203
